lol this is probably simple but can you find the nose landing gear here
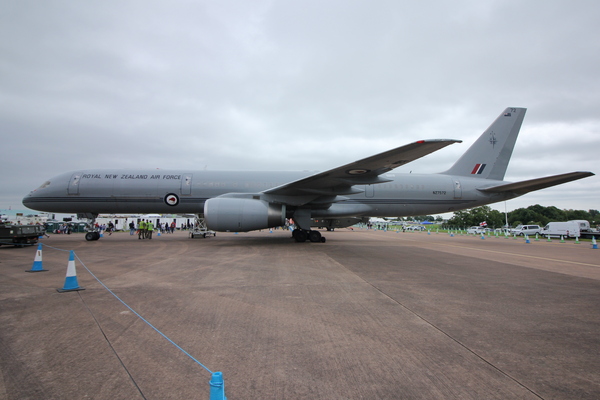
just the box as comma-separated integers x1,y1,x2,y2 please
85,232,101,241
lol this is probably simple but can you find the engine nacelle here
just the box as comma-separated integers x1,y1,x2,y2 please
204,197,286,232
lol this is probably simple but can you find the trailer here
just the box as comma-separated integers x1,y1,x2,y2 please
0,224,45,247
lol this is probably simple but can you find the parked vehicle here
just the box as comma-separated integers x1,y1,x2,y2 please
0,224,45,247
467,226,486,234
541,220,591,238
510,224,541,236
405,225,426,231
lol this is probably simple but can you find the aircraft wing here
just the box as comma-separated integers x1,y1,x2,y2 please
264,139,461,197
478,171,595,195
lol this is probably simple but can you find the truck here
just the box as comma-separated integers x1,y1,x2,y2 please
541,220,598,239
0,224,45,247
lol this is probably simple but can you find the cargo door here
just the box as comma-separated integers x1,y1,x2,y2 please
181,174,193,195
453,179,462,199
68,173,81,195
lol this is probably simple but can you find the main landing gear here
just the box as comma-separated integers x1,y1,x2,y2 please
292,229,326,243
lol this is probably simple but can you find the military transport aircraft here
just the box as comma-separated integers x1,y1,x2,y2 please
23,107,593,243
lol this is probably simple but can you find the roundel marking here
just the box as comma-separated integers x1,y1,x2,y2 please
165,193,179,206
346,169,370,175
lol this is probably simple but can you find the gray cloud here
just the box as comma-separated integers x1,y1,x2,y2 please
1,0,598,214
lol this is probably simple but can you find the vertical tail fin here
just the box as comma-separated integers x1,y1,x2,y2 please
442,107,526,180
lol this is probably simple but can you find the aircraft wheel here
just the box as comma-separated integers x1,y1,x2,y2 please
308,230,322,243
294,229,308,242
85,232,96,241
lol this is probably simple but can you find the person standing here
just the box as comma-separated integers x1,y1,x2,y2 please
129,221,135,235
138,219,146,240
146,220,154,239
107,221,114,236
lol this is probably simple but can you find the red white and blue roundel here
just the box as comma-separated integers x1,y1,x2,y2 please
164,193,179,206
471,164,487,174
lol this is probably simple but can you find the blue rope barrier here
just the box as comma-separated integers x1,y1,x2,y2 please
40,243,214,375
39,242,228,398
72,251,214,375
40,243,71,252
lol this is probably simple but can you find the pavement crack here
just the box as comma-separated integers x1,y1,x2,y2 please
77,291,148,400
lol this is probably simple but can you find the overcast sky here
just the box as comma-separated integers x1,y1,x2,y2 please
2,0,598,216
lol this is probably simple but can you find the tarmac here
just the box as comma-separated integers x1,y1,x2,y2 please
1,229,599,399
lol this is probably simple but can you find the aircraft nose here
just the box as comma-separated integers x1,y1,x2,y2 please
22,179,54,210
22,190,40,208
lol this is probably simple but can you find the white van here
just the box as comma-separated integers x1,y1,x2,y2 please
510,224,541,236
541,220,590,238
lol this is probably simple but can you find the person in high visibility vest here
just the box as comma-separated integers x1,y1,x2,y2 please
138,220,146,240
146,220,154,239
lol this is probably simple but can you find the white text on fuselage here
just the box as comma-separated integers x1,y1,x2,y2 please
80,174,182,180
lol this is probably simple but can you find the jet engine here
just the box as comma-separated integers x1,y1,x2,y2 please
204,197,286,232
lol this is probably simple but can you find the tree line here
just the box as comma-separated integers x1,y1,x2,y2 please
444,205,599,229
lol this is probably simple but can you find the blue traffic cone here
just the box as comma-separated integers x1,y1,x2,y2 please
27,244,48,272
209,371,227,400
57,251,85,292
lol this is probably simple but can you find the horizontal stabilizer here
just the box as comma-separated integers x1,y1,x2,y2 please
478,171,595,195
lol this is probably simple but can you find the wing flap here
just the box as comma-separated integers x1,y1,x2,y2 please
478,171,595,195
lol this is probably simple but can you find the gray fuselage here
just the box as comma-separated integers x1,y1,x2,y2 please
22,169,515,218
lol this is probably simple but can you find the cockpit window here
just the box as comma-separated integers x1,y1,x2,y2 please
37,181,51,190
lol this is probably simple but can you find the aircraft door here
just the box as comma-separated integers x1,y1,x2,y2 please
453,179,462,199
365,185,374,198
68,173,81,195
181,174,193,195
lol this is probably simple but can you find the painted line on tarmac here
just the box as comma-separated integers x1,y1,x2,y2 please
432,243,600,268
366,232,600,269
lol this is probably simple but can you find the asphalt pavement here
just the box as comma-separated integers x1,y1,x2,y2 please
1,229,599,399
